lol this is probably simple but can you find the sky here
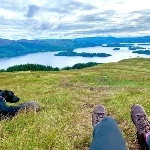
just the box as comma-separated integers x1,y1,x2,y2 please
0,0,150,39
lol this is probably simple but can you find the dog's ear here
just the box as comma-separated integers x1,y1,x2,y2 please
2,90,7,94
0,90,2,96
3,90,10,94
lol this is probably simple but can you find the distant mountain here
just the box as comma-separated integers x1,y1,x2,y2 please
0,39,74,58
0,36,150,58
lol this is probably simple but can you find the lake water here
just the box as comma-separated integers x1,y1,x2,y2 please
0,45,150,69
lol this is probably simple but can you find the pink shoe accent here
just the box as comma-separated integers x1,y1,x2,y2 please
146,132,150,142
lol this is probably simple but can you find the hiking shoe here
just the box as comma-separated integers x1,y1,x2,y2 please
131,104,150,149
92,105,107,128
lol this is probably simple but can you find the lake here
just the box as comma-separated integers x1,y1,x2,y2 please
0,45,150,69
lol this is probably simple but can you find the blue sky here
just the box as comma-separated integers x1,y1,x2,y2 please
0,0,150,39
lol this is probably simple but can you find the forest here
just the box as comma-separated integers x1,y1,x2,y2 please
0,62,99,72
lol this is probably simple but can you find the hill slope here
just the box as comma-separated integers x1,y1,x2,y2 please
0,58,150,150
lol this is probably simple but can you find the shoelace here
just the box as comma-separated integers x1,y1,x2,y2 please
95,113,106,124
137,115,150,133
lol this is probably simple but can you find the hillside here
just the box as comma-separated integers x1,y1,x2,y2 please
0,58,150,150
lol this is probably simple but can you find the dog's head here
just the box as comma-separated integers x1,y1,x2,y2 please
0,90,20,103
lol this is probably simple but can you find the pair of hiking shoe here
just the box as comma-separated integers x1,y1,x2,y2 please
92,104,150,150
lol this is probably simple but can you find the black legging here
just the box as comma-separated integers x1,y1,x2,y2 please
89,116,127,150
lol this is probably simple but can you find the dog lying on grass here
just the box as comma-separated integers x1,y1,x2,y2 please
0,90,40,119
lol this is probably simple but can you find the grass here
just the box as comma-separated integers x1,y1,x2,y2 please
0,58,150,150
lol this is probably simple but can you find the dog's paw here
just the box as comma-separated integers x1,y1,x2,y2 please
19,101,40,112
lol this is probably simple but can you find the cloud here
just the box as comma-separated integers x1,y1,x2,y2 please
78,11,115,23
54,23,94,31
26,5,40,17
47,0,96,14
0,0,150,39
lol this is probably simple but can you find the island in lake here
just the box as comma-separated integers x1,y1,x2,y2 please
138,44,150,45
54,52,111,57
132,50,150,55
129,46,146,50
113,48,120,50
102,43,134,47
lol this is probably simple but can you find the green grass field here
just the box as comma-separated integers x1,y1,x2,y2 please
0,58,150,150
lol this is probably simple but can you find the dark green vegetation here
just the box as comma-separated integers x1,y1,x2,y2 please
113,48,120,50
54,51,111,57
1,36,150,58
129,46,146,50
132,50,150,55
61,62,99,70
0,62,99,72
0,58,150,150
3,64,60,72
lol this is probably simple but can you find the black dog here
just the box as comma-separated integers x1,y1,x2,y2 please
0,90,40,119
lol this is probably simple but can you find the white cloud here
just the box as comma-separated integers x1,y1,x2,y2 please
0,0,150,39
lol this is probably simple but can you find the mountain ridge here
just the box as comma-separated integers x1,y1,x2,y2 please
0,36,150,58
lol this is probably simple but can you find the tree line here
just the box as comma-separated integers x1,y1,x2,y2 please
0,62,100,72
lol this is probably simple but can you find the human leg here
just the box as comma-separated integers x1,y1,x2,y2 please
89,105,127,150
